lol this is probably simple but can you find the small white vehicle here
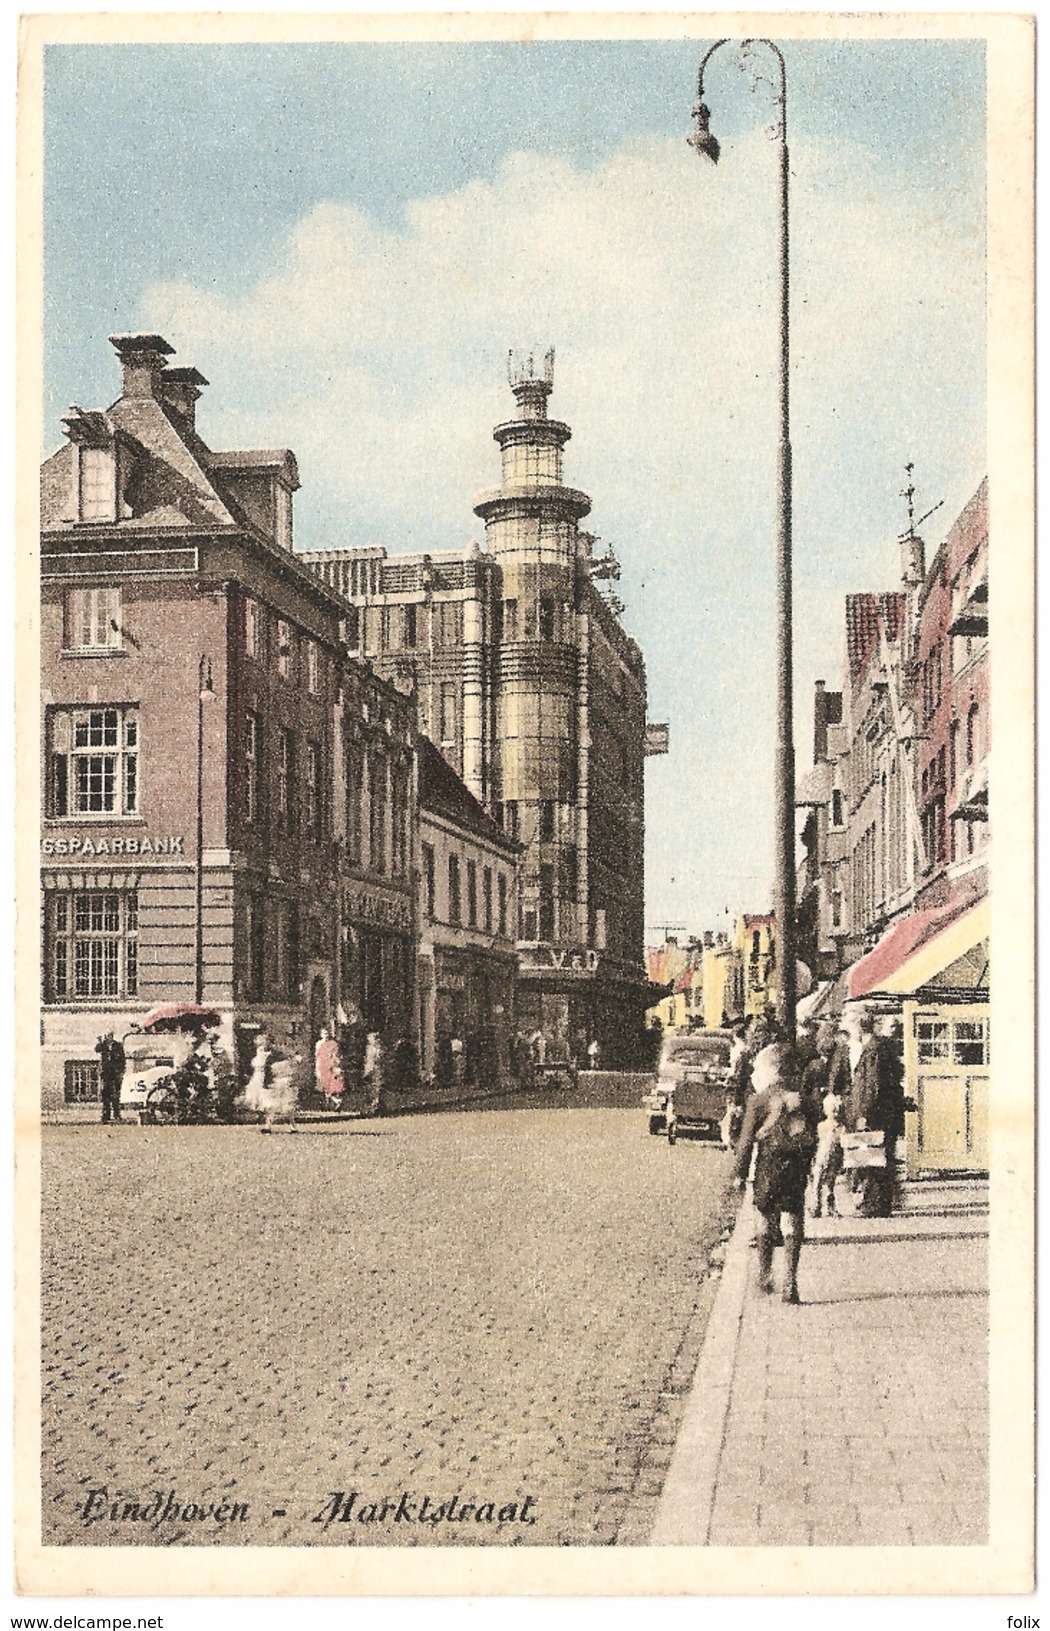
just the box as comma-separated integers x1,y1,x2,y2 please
119,1033,179,1120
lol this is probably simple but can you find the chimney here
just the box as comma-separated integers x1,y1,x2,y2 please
158,366,208,432
109,333,175,399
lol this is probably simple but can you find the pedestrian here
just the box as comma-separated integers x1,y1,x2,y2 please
315,1026,344,1110
363,1031,384,1116
244,1032,300,1132
844,1006,903,1216
733,1043,818,1303
95,1029,126,1125
587,1037,601,1071
806,1022,846,1216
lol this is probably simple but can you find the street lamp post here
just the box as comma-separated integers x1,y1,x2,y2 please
690,38,797,1038
195,654,216,1005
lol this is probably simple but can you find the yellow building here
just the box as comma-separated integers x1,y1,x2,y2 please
733,913,777,1021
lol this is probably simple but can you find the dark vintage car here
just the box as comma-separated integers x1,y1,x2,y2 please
642,1030,733,1145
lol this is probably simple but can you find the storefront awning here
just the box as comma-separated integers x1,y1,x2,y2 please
847,895,989,1001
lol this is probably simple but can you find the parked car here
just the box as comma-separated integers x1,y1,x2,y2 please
643,1030,733,1145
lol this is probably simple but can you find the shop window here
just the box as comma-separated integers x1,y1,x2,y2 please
448,855,461,925
953,1019,989,1067
65,585,121,651
64,1060,101,1103
915,1017,950,1062
47,890,138,1001
48,706,139,819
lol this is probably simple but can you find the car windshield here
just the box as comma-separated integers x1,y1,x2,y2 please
665,1040,729,1068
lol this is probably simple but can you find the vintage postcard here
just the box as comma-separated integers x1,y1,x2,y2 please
14,8,1034,1600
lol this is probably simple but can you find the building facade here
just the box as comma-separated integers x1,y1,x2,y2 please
39,333,417,1111
303,352,650,1062
417,737,520,1088
913,478,989,911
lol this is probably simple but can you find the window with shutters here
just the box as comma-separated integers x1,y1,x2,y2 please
65,586,122,651
48,706,139,818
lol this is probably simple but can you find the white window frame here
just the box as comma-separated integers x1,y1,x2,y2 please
65,586,122,652
48,888,139,1000
78,446,116,522
48,705,140,819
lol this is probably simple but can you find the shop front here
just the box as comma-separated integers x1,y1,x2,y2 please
847,894,989,1176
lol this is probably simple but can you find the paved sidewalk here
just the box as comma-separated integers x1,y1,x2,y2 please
652,1175,989,1547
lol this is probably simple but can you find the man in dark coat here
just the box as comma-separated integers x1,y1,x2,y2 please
846,1008,905,1215
95,1030,125,1125
733,1044,819,1304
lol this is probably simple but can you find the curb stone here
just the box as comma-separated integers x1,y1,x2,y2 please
649,1191,753,1545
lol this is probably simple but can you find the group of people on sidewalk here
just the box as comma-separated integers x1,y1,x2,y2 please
726,1005,907,1305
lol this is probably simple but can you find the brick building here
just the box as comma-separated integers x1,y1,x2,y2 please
913,478,989,910
302,352,651,1063
39,333,415,1110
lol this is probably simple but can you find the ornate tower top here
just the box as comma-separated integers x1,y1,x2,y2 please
508,347,555,420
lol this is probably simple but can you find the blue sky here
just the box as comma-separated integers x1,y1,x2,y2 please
43,37,987,938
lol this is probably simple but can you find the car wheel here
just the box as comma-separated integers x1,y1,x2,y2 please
668,1124,677,1146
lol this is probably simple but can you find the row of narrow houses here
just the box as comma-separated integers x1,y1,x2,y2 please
646,477,989,1177
795,475,990,1174
39,334,654,1113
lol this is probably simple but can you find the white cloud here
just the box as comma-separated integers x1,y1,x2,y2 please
141,126,984,932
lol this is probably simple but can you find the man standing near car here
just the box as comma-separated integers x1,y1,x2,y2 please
95,1029,125,1125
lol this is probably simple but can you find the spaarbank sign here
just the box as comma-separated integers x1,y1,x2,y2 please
41,832,185,858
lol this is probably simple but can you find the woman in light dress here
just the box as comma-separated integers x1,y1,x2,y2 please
244,1032,299,1131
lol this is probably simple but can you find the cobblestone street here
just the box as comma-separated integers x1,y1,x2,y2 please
42,1104,733,1548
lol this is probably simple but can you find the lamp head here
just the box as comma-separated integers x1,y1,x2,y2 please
688,101,720,164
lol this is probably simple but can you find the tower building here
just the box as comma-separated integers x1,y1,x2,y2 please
302,352,651,1060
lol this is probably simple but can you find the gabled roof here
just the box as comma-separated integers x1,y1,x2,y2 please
845,592,906,682
418,736,517,852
